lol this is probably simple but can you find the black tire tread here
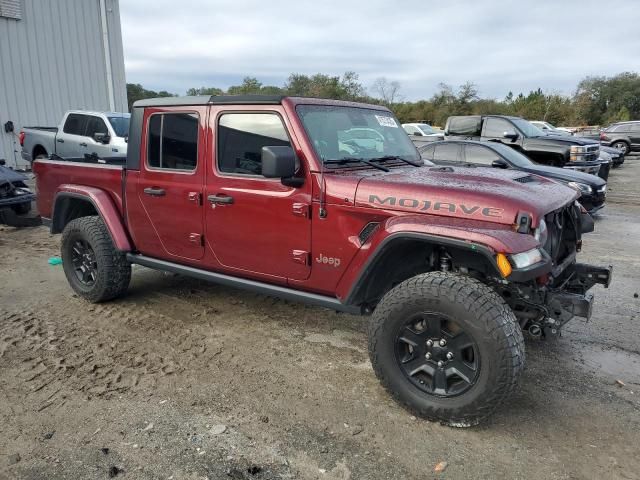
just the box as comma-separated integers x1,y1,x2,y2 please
61,216,130,303
368,271,525,427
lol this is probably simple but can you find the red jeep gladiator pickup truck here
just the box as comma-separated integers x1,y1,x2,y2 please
34,95,612,426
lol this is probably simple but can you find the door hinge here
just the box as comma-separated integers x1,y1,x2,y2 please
292,202,310,218
292,250,310,265
188,191,202,205
189,233,203,246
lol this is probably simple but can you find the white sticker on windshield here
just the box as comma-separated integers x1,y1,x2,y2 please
375,115,398,128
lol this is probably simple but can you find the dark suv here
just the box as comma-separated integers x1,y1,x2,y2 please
419,140,607,214
599,121,640,155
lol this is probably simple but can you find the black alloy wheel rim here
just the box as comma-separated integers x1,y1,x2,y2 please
71,239,98,286
395,312,480,397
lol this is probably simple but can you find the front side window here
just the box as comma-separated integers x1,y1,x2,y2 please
63,114,88,135
297,105,420,164
217,113,291,176
85,116,108,138
465,145,501,165
147,113,198,171
483,118,515,138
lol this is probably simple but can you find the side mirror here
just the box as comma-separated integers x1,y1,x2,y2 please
492,159,508,169
0,159,5,166
261,146,297,179
503,131,519,141
94,132,110,144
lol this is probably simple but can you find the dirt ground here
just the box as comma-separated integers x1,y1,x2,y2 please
1,158,639,480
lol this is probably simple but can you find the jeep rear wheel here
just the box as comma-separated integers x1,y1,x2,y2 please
368,272,525,427
61,216,131,302
612,141,629,155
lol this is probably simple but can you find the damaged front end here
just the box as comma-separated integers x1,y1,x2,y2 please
0,164,39,227
496,202,612,338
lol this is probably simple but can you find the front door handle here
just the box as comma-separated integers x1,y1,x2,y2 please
57,138,65,143
143,187,166,197
79,142,88,147
207,194,234,205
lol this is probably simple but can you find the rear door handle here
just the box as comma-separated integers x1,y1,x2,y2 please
79,142,88,147
57,138,64,143
207,194,234,205
143,187,166,197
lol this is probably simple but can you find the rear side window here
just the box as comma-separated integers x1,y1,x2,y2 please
85,116,108,137
447,117,481,136
147,113,199,171
63,114,88,135
434,143,460,162
629,123,640,132
217,113,291,176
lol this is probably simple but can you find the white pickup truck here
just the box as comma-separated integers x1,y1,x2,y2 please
20,110,130,163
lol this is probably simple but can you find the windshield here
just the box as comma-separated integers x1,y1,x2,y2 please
511,118,545,138
417,123,436,134
107,115,131,137
296,105,420,164
488,142,534,167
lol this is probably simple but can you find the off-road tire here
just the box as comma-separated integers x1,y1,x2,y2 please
61,216,131,303
368,271,525,427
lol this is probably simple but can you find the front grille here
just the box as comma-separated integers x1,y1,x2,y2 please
513,175,536,183
584,144,600,162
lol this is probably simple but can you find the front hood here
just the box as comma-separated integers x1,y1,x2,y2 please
529,135,598,146
521,164,606,186
0,165,28,184
353,166,577,227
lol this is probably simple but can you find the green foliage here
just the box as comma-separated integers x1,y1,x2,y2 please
126,83,175,112
128,71,639,127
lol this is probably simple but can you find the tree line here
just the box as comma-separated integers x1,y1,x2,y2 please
126,71,640,127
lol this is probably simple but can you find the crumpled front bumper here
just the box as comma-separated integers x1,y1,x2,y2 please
547,263,612,325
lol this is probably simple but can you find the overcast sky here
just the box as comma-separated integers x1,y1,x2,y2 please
120,0,640,101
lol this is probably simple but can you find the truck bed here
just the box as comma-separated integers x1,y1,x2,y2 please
33,158,124,220
24,126,58,132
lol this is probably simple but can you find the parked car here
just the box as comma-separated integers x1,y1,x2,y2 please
402,123,444,142
444,115,602,175
418,140,607,214
598,121,640,155
600,145,624,168
530,121,574,136
0,159,39,227
33,94,611,427
20,111,130,162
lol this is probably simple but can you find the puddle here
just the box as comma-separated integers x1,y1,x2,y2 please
578,344,640,385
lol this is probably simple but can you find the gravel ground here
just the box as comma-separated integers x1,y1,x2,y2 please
1,157,639,479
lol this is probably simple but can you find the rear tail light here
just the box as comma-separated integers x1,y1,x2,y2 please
599,132,607,141
19,130,25,146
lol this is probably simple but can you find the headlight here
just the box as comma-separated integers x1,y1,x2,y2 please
567,181,592,194
510,248,544,269
534,218,548,247
569,145,587,161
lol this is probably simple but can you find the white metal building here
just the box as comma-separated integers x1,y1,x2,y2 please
0,0,127,168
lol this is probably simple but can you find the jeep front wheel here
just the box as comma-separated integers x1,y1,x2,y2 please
61,216,131,302
368,272,525,427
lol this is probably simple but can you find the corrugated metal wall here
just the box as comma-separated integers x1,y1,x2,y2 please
0,0,127,168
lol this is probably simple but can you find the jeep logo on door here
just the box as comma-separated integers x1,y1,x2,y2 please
368,195,503,218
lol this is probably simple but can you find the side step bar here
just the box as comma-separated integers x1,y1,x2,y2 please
126,254,362,315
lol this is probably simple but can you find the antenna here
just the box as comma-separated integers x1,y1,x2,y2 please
319,154,327,219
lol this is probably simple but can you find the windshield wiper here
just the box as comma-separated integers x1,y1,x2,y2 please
369,155,422,167
324,157,390,172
